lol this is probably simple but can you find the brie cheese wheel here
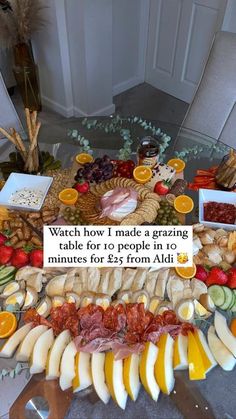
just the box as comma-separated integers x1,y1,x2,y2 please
101,188,138,221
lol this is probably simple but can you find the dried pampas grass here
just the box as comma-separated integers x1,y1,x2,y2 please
0,0,47,49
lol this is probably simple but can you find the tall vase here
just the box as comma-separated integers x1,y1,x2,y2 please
13,42,42,112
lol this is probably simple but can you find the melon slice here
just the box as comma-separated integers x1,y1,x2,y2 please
0,323,32,358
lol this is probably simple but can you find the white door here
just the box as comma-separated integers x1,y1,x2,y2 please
145,0,227,103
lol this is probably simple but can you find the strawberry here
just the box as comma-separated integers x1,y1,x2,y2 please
195,265,208,282
74,180,89,194
11,249,30,269
206,267,228,287
30,249,43,268
227,267,236,289
0,245,13,265
154,180,171,195
0,233,7,246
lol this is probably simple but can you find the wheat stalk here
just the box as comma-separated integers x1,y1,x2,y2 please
0,0,47,49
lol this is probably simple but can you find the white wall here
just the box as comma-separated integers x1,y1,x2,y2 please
32,0,70,115
222,0,236,32
112,0,149,96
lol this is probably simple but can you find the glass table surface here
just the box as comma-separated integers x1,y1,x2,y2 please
0,116,235,419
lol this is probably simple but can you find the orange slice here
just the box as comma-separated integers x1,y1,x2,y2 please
59,188,79,205
174,195,194,214
0,311,17,338
76,153,94,165
167,158,186,173
133,166,152,184
175,264,197,280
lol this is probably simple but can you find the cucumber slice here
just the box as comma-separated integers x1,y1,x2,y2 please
208,285,225,307
220,287,234,310
0,266,16,282
231,291,236,312
228,294,235,310
0,265,6,272
0,274,15,286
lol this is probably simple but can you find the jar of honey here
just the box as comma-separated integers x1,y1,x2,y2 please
137,136,159,168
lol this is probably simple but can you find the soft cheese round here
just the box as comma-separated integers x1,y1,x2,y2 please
101,188,138,221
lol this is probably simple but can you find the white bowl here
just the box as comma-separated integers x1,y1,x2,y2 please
199,188,236,230
0,173,53,211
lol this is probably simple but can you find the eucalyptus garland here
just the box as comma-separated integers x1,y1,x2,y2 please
0,362,30,381
68,115,172,161
68,115,229,163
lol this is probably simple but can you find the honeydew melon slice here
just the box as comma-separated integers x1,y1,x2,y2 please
208,326,236,371
91,352,110,404
194,329,216,373
16,325,48,362
46,329,71,380
123,353,141,401
139,342,160,401
73,352,92,393
173,334,188,370
30,328,54,374
105,351,128,410
214,310,236,357
0,323,33,358
187,331,206,380
59,341,77,390
154,334,175,394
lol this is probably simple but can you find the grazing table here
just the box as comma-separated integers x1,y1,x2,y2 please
0,117,234,419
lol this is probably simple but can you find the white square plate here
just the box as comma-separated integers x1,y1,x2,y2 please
0,173,53,211
199,188,236,230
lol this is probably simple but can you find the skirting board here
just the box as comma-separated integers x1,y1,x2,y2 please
42,95,115,118
112,75,144,96
74,103,116,117
41,95,74,118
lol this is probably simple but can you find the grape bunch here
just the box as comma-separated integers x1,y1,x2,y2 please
74,155,114,184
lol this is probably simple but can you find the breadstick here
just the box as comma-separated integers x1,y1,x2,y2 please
0,127,18,146
25,108,33,142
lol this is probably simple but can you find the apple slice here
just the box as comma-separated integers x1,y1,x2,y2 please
187,331,206,380
123,353,141,401
16,325,48,362
194,329,216,373
208,326,236,371
105,351,128,410
173,334,188,370
0,323,33,358
214,310,236,357
73,352,92,393
30,328,54,374
139,342,160,401
91,352,110,404
155,334,175,394
59,341,77,391
46,330,71,380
